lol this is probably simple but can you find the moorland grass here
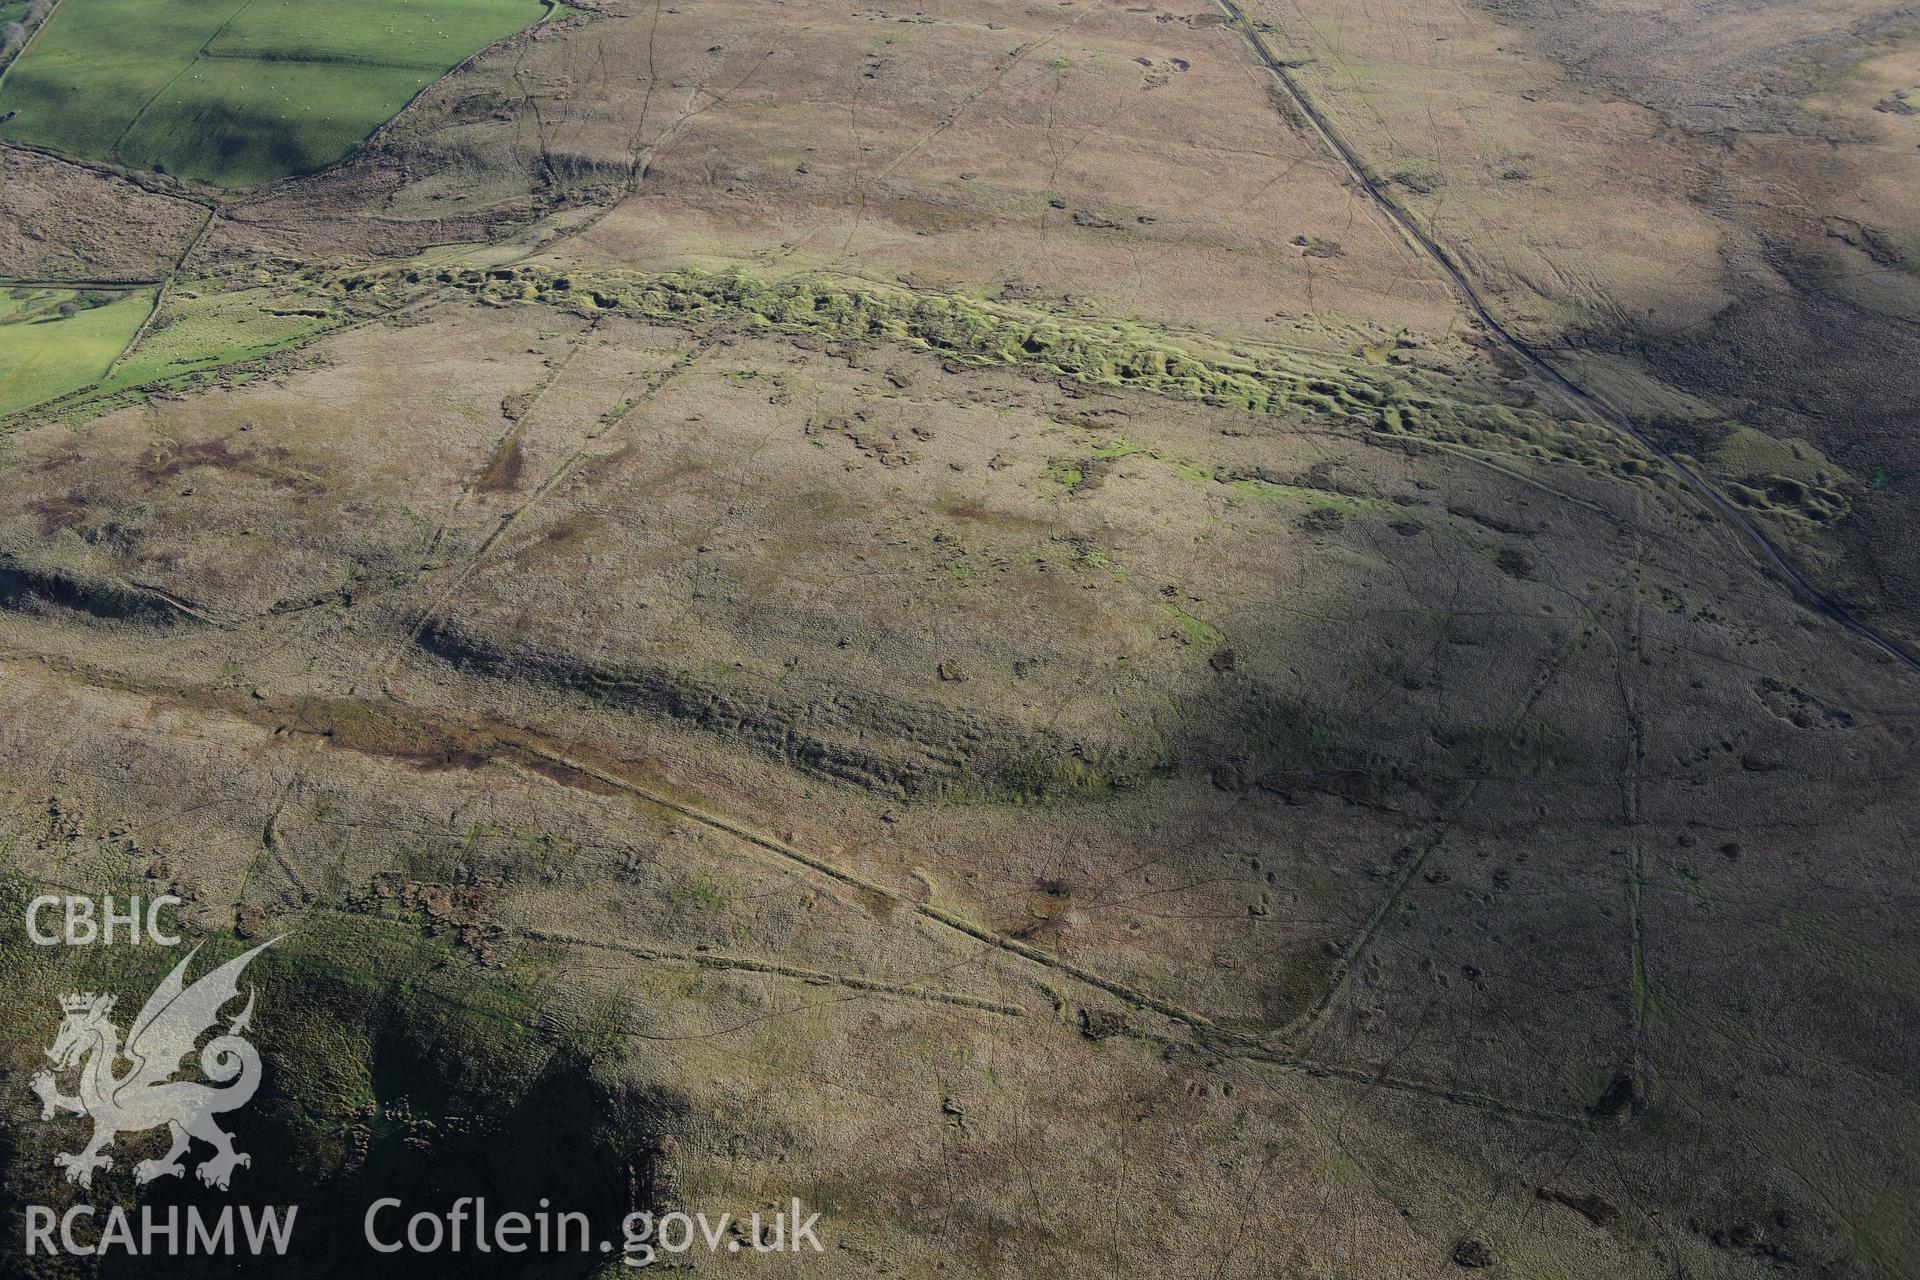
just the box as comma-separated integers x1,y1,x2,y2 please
0,0,543,187
0,287,154,414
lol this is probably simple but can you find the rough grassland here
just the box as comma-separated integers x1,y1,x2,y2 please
0,0,544,187
0,287,153,414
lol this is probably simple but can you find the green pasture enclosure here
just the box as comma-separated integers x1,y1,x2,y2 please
0,287,155,415
0,0,544,186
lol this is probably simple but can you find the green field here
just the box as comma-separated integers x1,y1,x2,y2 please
0,287,155,415
0,279,343,423
0,0,544,187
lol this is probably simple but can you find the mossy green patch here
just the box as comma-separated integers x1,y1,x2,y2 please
1071,428,1371,513
1041,460,1086,491
1157,600,1225,648
1225,476,1364,511
1088,438,1153,461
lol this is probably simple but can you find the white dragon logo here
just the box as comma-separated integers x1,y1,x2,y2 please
29,939,278,1191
